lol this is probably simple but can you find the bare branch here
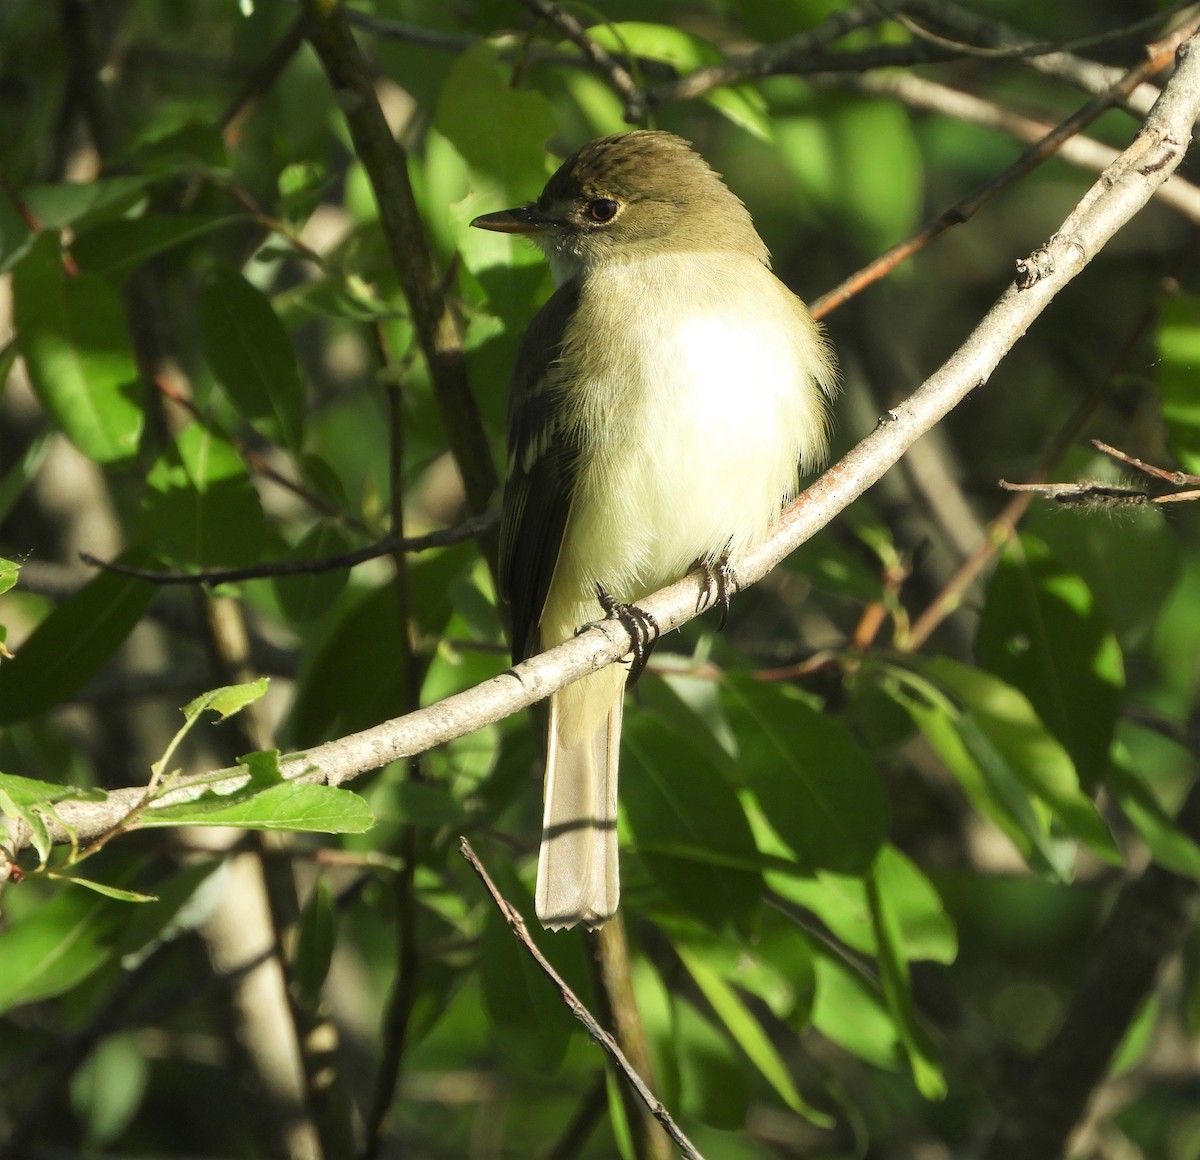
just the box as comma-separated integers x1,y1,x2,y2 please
78,513,498,586
811,18,1194,318
459,839,705,1160
517,0,641,112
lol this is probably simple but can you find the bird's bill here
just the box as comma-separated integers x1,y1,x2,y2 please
470,206,557,234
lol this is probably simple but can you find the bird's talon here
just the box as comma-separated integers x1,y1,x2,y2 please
697,553,735,630
596,582,660,685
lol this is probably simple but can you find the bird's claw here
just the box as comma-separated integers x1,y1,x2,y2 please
596,582,660,685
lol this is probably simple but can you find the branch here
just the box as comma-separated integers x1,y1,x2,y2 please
13,27,1200,855
811,18,1194,318
78,513,498,586
301,0,499,531
459,839,705,1160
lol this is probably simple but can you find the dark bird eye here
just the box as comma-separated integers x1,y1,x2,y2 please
587,198,619,223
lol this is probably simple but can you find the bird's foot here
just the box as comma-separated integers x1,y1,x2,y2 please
596,582,660,685
696,551,736,631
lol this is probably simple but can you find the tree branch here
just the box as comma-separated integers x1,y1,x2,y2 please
459,839,704,1160
301,0,499,537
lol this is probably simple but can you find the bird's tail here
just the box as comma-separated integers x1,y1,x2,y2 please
536,666,625,930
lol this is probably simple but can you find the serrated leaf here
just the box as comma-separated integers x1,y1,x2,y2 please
12,232,143,464
0,556,154,725
183,678,269,724
0,557,18,597
722,677,887,874
197,266,305,451
0,770,105,807
143,783,373,833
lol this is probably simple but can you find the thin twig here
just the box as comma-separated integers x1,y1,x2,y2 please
78,513,497,586
458,838,705,1160
811,17,1193,319
518,0,640,111
1093,439,1200,485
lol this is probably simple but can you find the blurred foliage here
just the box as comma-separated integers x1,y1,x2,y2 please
2,1,1200,1158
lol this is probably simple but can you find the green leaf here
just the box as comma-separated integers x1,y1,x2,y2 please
139,420,266,568
47,873,158,903
1159,294,1200,474
72,214,239,279
272,522,353,623
183,678,270,724
586,22,772,140
888,664,1067,877
977,536,1124,787
197,266,306,451
622,709,763,934
143,783,374,833
0,771,103,807
70,1031,148,1149
434,43,556,322
722,677,888,874
293,875,336,1011
670,994,747,1129
0,556,18,597
283,584,410,747
12,232,144,464
0,555,155,725
772,845,956,966
478,866,590,1071
23,176,151,229
0,884,128,1013
1108,758,1200,879
0,429,51,523
917,657,1119,863
677,944,834,1127
810,951,900,1070
866,863,945,1099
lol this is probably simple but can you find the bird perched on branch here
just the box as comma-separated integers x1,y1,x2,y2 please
472,130,836,930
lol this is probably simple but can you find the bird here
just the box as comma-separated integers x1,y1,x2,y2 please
471,130,836,930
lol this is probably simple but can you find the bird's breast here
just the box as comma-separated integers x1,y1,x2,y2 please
542,252,829,636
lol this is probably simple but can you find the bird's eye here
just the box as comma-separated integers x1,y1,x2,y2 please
586,198,620,223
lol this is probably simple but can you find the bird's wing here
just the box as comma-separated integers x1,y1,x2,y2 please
500,280,584,663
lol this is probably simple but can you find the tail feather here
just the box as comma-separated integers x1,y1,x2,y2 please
536,668,624,930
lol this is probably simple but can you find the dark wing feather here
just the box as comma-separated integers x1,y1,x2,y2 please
500,280,584,663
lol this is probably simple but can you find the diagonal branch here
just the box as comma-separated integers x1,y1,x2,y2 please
13,28,1200,855
459,838,705,1160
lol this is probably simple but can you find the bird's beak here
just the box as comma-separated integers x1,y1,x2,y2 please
470,205,558,234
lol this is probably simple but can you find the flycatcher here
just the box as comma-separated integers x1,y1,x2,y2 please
472,130,836,930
